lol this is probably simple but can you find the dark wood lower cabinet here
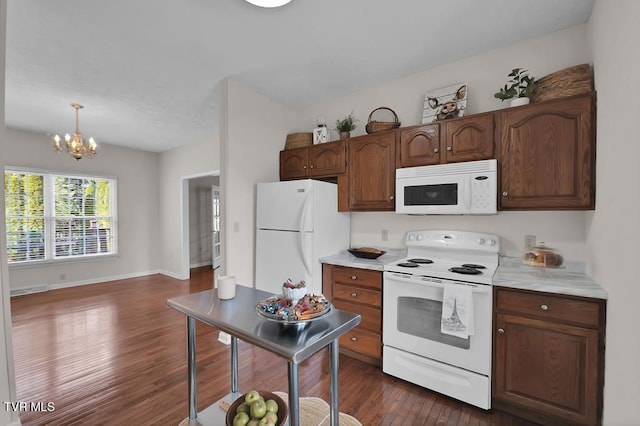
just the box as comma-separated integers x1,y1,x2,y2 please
322,263,382,366
493,287,606,425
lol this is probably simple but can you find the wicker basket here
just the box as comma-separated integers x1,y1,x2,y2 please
284,132,313,150
365,107,401,134
530,64,593,103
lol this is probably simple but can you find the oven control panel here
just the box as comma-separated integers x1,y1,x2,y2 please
405,230,499,253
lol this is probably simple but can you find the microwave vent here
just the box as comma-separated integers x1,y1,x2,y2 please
396,159,497,178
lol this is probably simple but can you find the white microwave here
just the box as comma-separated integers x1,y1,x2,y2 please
395,159,497,215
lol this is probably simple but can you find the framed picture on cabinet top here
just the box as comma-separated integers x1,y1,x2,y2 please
422,83,468,124
313,126,329,144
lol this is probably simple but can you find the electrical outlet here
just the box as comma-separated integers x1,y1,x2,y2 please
524,235,536,250
381,229,389,241
218,331,231,345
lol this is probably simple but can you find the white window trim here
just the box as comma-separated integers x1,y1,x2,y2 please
5,166,118,266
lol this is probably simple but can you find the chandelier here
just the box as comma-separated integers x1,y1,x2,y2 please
53,103,97,160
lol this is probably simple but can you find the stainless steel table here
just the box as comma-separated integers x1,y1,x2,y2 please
167,285,361,426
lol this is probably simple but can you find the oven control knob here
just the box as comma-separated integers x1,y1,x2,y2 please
416,234,424,241
477,238,485,245
408,234,416,241
488,239,497,246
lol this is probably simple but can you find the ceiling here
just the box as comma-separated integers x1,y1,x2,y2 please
5,0,594,153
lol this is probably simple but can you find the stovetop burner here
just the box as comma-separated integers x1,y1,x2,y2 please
407,258,434,264
397,262,420,268
449,266,483,275
461,263,486,269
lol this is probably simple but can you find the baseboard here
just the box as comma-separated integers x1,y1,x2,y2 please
157,269,190,280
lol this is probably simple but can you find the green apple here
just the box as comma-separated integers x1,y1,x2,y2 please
232,411,250,426
258,416,276,426
265,399,278,414
250,399,267,419
246,420,259,426
245,390,261,404
264,412,278,424
236,402,250,414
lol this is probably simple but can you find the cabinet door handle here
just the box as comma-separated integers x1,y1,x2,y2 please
502,191,508,197
351,275,357,280
541,304,549,311
389,195,395,200
309,164,314,169
351,292,358,298
446,146,452,151
498,328,505,334
434,148,439,153
303,165,307,169
351,336,357,342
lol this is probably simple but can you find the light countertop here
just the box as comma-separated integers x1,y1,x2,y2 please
320,248,406,271
494,256,607,300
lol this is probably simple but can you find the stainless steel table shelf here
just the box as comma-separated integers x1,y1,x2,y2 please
167,285,361,426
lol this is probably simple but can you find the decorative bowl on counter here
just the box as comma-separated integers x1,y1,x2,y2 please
282,279,307,303
225,390,288,426
348,247,386,259
523,242,563,267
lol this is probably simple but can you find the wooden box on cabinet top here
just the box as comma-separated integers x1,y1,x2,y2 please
492,287,605,425
397,113,495,168
322,264,383,366
497,93,596,210
279,140,346,181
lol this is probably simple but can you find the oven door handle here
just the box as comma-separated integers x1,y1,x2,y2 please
384,272,492,294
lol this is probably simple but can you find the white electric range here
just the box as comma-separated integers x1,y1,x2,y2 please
382,229,500,410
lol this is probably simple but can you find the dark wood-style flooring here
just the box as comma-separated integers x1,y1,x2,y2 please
10,267,536,425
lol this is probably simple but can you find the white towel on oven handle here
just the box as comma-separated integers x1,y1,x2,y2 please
441,282,474,338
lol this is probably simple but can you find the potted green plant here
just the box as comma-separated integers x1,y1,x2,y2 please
335,112,358,140
494,68,538,107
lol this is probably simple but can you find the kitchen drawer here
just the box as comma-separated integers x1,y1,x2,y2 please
333,300,381,333
334,283,381,308
333,266,382,290
495,288,601,328
339,326,382,359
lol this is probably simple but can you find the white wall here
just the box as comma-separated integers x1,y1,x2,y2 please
0,0,19,423
588,1,640,424
220,79,296,286
297,24,592,261
4,128,161,292
159,138,219,278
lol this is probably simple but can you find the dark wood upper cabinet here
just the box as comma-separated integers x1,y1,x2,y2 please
279,140,345,181
397,124,441,167
497,93,595,210
348,131,396,211
443,112,495,163
397,113,494,168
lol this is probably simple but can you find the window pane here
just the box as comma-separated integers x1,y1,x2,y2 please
5,172,45,263
6,170,116,263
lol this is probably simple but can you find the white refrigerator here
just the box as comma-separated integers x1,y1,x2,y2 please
255,179,350,295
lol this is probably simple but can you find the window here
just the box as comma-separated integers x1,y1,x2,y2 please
5,169,117,264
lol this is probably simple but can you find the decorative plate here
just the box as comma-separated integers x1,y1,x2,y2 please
256,294,332,325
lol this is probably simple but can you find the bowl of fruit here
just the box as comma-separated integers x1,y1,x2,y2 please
226,390,287,426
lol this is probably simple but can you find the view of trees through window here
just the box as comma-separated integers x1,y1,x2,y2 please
5,170,116,264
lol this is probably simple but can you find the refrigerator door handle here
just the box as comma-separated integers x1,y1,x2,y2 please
298,188,312,276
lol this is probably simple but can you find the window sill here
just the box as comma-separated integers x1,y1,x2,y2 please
8,252,120,270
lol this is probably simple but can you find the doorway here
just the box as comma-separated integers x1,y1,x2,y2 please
182,172,220,279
